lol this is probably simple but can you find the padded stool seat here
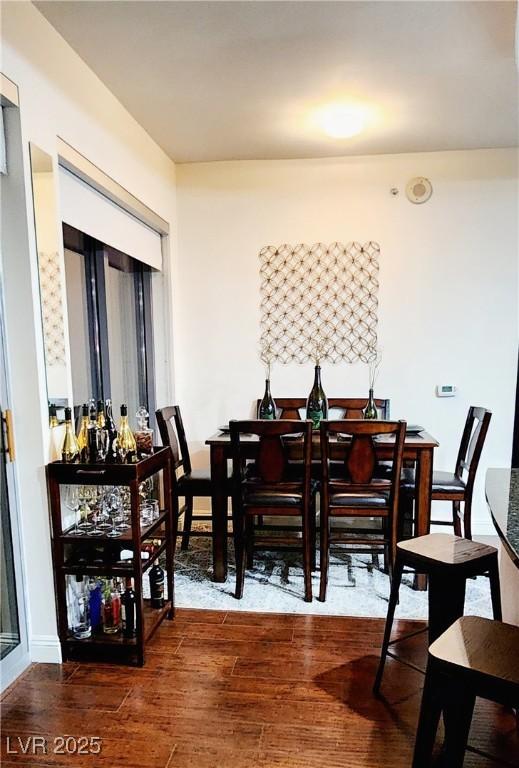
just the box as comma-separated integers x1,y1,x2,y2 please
401,468,466,493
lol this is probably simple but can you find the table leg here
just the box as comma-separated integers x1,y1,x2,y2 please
414,447,434,590
210,444,228,582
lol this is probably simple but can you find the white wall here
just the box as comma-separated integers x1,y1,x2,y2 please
176,148,518,534
1,2,177,662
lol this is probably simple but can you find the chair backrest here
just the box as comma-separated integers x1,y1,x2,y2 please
155,405,191,474
230,419,313,490
455,406,492,488
256,397,390,420
320,419,406,504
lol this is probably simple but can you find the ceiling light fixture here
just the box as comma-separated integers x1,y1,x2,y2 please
316,104,365,139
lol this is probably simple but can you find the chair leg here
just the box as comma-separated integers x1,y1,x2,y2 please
442,684,476,768
302,506,313,603
428,571,466,644
382,517,389,575
234,514,246,600
310,496,317,572
400,493,414,540
452,500,462,537
181,496,194,551
488,554,502,621
412,661,445,768
463,499,473,540
318,510,330,602
245,516,254,569
373,554,404,694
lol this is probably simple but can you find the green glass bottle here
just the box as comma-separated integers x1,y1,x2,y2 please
306,365,328,430
363,388,379,420
258,379,276,419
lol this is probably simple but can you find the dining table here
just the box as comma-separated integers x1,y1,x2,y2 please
205,428,439,589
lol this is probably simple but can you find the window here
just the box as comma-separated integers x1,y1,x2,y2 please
63,224,156,425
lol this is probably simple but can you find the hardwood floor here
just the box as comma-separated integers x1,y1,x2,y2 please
1,609,517,767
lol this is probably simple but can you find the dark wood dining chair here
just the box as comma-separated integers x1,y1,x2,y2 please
318,419,406,602
411,616,518,768
256,397,390,420
230,419,315,602
156,405,232,551
401,406,491,540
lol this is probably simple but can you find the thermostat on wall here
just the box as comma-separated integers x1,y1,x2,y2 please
436,385,457,398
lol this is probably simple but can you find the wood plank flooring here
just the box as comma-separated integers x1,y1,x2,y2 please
1,609,517,767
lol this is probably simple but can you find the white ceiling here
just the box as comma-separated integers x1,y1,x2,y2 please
35,1,518,163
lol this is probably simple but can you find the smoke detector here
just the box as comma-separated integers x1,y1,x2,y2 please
406,177,433,204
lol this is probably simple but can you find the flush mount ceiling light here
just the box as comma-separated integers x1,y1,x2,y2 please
316,104,365,139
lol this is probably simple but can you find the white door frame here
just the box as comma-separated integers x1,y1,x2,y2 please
0,263,30,691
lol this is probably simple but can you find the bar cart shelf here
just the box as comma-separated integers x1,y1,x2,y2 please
47,447,174,666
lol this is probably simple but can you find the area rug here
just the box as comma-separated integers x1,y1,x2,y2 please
172,531,494,620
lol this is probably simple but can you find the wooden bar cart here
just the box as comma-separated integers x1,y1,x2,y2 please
46,447,174,666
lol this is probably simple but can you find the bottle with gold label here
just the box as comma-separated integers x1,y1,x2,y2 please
61,407,80,463
117,404,136,463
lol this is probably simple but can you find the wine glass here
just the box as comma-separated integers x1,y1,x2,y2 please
87,488,103,535
106,488,122,538
97,486,113,532
77,486,94,532
64,485,80,534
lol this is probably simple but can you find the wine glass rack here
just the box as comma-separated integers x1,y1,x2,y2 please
46,447,174,666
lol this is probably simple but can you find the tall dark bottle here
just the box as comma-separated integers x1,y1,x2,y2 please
306,365,328,430
104,399,118,460
121,578,136,638
149,563,165,609
258,379,276,419
86,401,99,463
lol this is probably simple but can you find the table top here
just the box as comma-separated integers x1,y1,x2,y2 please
206,429,439,448
485,468,519,567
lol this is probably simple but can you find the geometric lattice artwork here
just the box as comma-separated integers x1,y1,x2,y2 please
38,251,66,366
259,241,379,364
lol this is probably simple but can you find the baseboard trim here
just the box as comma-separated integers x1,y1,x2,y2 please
30,635,62,663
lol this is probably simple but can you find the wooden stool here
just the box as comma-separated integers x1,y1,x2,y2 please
373,533,502,693
412,616,519,768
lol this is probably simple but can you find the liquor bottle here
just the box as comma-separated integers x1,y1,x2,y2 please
96,400,106,430
102,579,121,634
117,404,137,463
258,379,276,419
88,578,102,632
61,407,80,462
135,406,153,458
306,365,328,430
121,578,136,638
363,389,379,420
104,399,118,460
76,403,89,461
49,403,58,428
149,563,165,609
86,402,100,463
